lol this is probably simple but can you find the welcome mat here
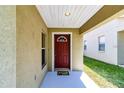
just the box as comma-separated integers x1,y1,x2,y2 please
57,71,69,76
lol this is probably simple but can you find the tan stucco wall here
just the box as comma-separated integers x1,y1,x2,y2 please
16,5,48,88
48,28,83,71
0,6,16,87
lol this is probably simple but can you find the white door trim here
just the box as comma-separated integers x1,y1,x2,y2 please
52,32,72,71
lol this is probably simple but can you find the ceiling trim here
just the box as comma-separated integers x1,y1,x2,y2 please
79,5,124,34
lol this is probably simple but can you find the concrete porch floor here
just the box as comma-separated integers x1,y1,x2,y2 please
40,71,98,88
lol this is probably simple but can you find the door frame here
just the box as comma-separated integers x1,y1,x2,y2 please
52,32,72,71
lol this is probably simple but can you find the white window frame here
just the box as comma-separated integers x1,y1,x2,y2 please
98,35,105,52
84,40,87,51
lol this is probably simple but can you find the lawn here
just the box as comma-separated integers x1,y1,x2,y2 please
84,56,124,88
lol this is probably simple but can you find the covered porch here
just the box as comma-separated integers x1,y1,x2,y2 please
16,5,124,88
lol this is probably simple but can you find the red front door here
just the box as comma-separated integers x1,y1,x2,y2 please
54,34,70,69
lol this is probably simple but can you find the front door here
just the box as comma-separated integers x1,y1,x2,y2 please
54,34,70,69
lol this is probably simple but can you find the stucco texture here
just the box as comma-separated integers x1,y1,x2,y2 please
48,28,83,71
0,6,16,87
16,5,48,88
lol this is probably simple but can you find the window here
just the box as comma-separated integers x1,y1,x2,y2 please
57,36,67,42
41,33,46,69
98,36,105,51
84,40,87,50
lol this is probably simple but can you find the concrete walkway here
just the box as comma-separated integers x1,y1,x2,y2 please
40,71,98,88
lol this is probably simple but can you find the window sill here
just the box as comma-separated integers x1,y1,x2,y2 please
42,63,47,69
99,51,105,53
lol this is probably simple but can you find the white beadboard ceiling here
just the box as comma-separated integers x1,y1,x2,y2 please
36,5,103,28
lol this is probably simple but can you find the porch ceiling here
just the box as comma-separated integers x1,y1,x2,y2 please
36,5,103,28
36,5,124,34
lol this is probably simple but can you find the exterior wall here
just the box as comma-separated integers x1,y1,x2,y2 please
117,31,124,65
48,28,83,71
84,19,124,65
0,6,16,88
16,5,48,88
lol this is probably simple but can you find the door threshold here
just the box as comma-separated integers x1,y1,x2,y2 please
55,68,70,71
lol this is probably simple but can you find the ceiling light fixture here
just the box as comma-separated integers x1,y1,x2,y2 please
64,12,71,16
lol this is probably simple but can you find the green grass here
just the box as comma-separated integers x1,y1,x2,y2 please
84,56,124,88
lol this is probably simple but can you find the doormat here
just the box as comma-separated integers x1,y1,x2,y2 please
57,71,69,76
